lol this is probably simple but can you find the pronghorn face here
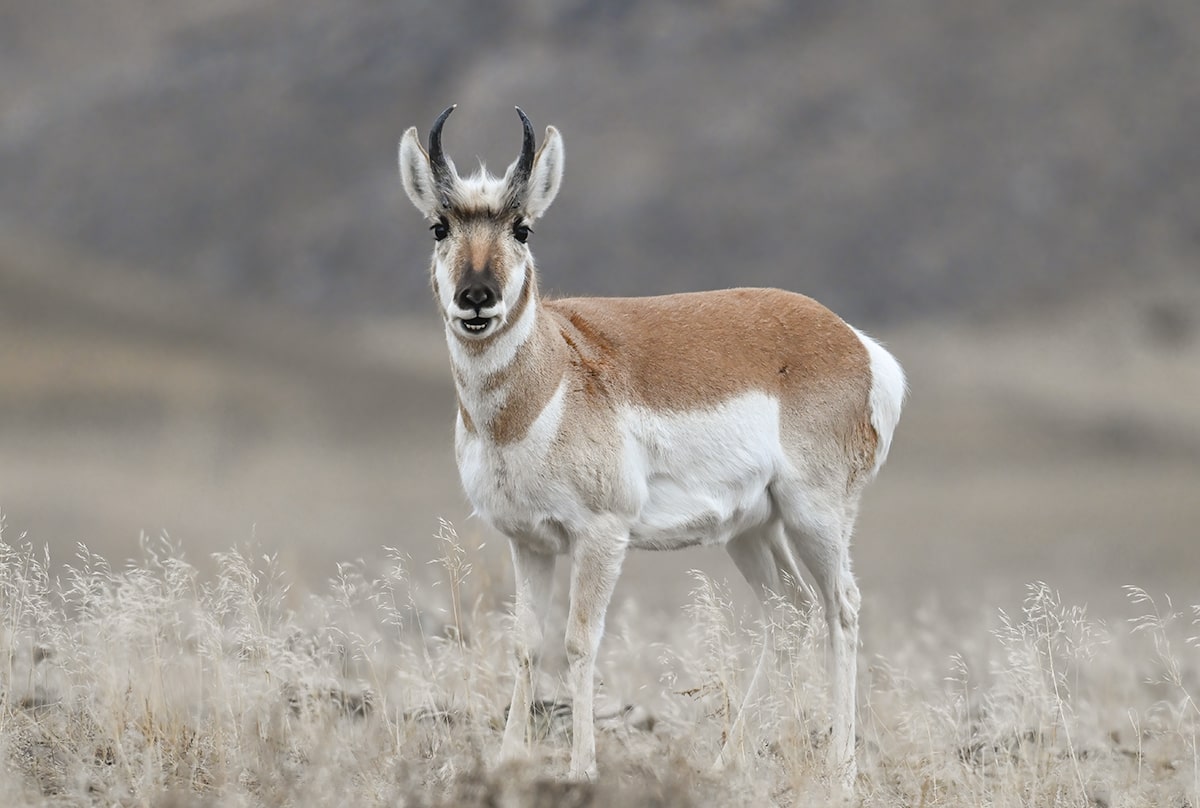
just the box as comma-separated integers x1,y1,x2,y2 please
424,199,532,341
399,106,564,341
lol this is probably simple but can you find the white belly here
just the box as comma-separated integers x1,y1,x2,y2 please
455,385,784,554
622,392,783,550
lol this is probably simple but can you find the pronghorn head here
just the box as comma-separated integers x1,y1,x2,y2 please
399,106,564,341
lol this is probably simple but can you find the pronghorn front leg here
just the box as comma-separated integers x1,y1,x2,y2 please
498,539,556,763
565,524,628,780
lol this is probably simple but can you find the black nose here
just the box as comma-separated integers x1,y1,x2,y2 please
456,281,497,311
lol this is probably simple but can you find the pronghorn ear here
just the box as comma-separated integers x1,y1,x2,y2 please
398,127,440,218
523,126,563,220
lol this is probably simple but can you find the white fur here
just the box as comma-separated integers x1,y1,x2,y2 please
432,257,458,312
852,328,907,474
622,393,782,550
453,168,514,212
454,380,509,432
500,259,529,307
455,378,576,552
398,128,439,217
523,127,564,219
457,390,788,553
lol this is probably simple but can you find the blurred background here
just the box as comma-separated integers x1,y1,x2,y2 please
1,0,1197,617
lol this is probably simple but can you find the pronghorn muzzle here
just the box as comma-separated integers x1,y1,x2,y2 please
452,271,503,336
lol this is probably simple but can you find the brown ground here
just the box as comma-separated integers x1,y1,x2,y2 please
2,222,1198,620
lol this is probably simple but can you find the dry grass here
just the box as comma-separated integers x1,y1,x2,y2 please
0,515,1197,807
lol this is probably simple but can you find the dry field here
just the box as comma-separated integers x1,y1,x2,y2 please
0,521,1198,807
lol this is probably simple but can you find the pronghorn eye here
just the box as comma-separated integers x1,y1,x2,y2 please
512,222,532,243
431,219,450,241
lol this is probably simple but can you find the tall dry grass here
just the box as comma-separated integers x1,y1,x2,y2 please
0,513,1196,807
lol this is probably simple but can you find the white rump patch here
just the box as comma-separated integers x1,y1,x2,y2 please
852,328,906,474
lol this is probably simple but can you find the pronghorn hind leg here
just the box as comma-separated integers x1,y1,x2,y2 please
498,540,556,763
717,521,821,770
564,525,627,780
785,514,860,791
716,523,785,769
768,527,818,614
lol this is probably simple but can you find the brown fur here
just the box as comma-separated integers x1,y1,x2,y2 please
485,313,569,445
466,287,877,478
423,168,877,472
545,288,870,411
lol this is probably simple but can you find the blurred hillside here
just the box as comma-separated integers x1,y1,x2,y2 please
2,0,1197,321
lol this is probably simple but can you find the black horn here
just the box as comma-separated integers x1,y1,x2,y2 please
514,107,536,186
428,105,456,186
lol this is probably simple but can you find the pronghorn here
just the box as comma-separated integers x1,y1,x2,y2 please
397,106,905,786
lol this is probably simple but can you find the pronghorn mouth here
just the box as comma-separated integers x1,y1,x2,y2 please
460,316,493,335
